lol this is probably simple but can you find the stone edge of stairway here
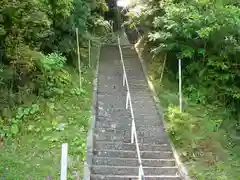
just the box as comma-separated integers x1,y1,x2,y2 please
134,38,191,180
83,44,101,180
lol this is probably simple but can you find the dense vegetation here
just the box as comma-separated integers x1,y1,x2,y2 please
0,0,110,178
131,0,240,179
138,0,240,130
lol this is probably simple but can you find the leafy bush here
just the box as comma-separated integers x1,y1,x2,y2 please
137,0,240,128
36,53,71,97
0,104,40,137
38,53,66,72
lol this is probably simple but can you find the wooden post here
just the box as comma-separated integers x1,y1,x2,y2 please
178,59,183,112
159,54,167,84
76,28,82,89
60,143,68,180
88,39,91,67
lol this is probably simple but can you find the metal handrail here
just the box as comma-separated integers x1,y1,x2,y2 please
117,36,145,180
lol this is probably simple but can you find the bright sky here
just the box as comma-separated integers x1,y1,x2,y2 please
117,0,130,7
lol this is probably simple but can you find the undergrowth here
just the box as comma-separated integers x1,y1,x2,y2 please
0,44,100,179
138,42,240,180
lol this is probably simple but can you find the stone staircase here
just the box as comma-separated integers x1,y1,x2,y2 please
86,40,182,179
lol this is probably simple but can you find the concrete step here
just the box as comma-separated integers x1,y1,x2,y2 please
122,53,138,57
94,128,167,143
132,103,157,112
94,142,171,151
131,94,154,101
134,117,163,126
98,60,121,73
96,116,131,123
96,116,162,128
100,46,120,59
92,156,176,167
95,121,164,131
95,126,166,136
98,60,122,71
98,106,129,118
95,121,131,129
91,174,181,180
97,107,131,120
97,76,126,94
132,99,155,105
93,150,173,159
134,116,163,127
97,94,127,108
91,166,179,176
132,107,158,116
129,87,150,93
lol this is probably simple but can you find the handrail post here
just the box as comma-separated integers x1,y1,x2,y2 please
126,92,129,109
131,120,134,143
138,166,141,180
60,143,68,180
138,165,144,180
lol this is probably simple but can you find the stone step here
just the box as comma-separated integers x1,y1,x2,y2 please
95,121,164,130
92,156,176,167
131,94,154,100
95,126,166,136
91,166,179,176
91,174,181,180
135,117,163,126
122,53,138,57
126,79,146,84
96,116,131,123
132,107,158,116
96,110,161,121
100,46,120,59
128,86,150,92
98,74,122,82
94,142,171,151
98,106,129,117
98,60,121,72
95,121,131,129
95,122,164,134
95,134,168,144
98,77,126,94
93,150,173,159
94,128,167,143
132,99,155,105
97,107,131,119
131,102,157,111
98,60,122,70
97,94,127,107
97,69,121,77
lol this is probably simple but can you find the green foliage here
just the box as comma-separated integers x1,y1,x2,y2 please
0,0,108,108
36,53,71,97
39,53,66,72
143,52,240,179
0,0,103,177
137,0,240,128
0,0,108,95
164,104,240,179
0,104,40,137
0,44,99,178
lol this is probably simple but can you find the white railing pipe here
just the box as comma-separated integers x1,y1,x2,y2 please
117,36,144,180
60,143,68,180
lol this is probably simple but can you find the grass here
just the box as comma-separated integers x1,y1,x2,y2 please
137,41,240,180
0,44,100,179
